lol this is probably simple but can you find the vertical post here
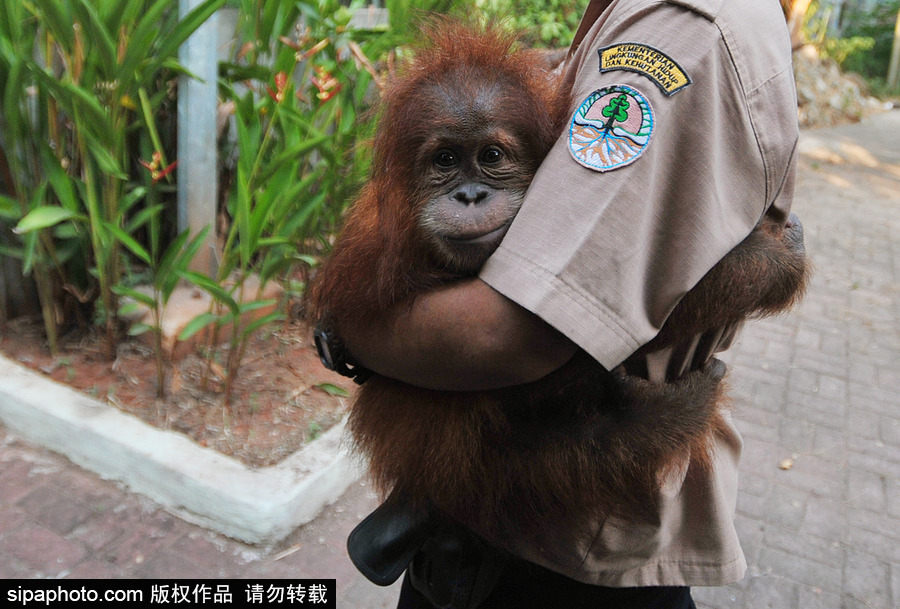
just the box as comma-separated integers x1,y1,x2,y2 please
178,0,220,275
785,0,813,49
888,7,900,90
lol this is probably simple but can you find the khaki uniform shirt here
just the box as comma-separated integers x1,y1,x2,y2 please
480,0,798,587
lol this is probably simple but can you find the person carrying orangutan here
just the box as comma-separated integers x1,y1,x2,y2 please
309,0,806,607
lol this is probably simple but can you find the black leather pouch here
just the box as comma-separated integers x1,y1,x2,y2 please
346,494,434,586
348,495,506,608
407,519,507,609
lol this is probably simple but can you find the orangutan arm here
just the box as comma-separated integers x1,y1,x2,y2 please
339,278,579,392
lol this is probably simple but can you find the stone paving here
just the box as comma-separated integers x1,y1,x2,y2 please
1,111,899,609
692,111,900,609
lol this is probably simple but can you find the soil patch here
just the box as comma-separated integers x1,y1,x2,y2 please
0,317,353,468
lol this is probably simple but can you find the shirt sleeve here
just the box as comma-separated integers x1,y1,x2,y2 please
479,0,798,370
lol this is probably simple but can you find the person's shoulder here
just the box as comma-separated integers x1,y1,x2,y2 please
633,0,792,87
610,0,723,20
659,0,787,26
663,0,788,40
660,0,722,21
653,0,786,32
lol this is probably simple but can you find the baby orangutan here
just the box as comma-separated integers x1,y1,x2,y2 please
306,21,807,557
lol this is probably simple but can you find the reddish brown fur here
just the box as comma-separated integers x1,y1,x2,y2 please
306,21,807,544
642,213,808,353
347,352,732,540
308,22,569,322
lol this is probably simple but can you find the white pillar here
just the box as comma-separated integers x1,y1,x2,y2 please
178,0,220,275
888,7,900,89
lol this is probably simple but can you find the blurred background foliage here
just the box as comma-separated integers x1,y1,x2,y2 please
809,0,900,97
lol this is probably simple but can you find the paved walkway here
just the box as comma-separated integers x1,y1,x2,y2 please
2,111,899,609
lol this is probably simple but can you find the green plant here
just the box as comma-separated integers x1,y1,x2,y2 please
115,225,211,398
823,0,900,84
823,34,876,66
385,0,465,37
0,0,226,356
0,0,85,353
306,419,323,441
473,0,589,47
316,382,349,397
180,0,390,407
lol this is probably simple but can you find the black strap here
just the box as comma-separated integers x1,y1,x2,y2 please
313,319,372,385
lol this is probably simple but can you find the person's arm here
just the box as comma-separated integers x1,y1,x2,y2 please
338,278,579,392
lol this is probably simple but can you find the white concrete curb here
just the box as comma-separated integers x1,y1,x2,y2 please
0,354,363,545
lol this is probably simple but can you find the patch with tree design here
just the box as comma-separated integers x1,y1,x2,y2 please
568,84,654,172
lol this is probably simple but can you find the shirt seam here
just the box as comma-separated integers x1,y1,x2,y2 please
713,15,777,212
580,550,746,586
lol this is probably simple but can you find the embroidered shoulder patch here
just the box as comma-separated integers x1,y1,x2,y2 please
598,43,691,96
568,85,654,172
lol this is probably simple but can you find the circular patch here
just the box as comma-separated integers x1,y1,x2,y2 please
568,84,654,172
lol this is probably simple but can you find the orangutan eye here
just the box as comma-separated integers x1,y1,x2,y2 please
480,147,503,164
433,150,458,168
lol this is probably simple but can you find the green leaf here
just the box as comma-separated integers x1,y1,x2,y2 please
125,204,164,234
39,145,80,212
128,322,155,337
0,194,19,221
259,254,292,285
137,88,166,162
52,234,83,266
238,299,278,314
179,270,240,315
111,284,157,308
0,0,25,46
118,0,171,84
218,62,272,84
31,0,74,48
118,187,149,218
235,166,253,265
30,70,111,144
154,0,227,62
14,206,85,234
234,102,262,171
20,231,38,275
238,310,283,339
0,244,24,259
260,0,292,45
176,227,212,269
254,135,329,186
71,0,117,77
156,230,191,280
339,99,357,134
159,227,210,300
115,0,147,29
3,60,27,144
255,236,290,248
178,312,220,341
316,382,350,398
52,222,81,240
118,301,144,317
84,135,127,179
281,191,326,237
104,221,151,265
